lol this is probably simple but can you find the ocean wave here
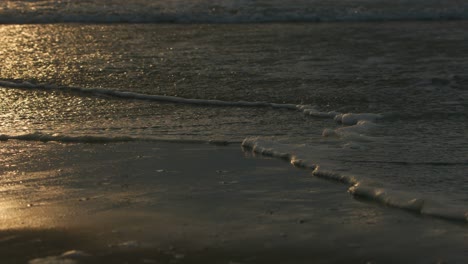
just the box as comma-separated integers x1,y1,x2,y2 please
242,137,468,223
0,0,467,24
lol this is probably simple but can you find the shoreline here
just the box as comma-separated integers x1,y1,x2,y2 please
0,141,466,263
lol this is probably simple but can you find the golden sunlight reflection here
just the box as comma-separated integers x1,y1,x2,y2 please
0,86,125,137
0,169,73,230
0,24,106,86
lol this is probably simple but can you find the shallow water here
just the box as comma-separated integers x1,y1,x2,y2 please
0,141,467,264
0,0,467,262
0,0,467,23
0,22,466,213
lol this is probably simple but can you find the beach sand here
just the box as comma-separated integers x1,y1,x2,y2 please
0,141,466,263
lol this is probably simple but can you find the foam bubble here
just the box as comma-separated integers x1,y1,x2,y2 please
322,120,380,143
349,184,426,212
312,166,358,186
242,137,293,161
334,113,382,126
298,106,339,118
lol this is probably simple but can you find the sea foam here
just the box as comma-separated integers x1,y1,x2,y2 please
4,80,465,223
242,137,468,223
0,80,297,109
0,80,380,122
0,80,384,146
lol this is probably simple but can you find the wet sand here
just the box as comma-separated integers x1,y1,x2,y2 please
0,141,466,263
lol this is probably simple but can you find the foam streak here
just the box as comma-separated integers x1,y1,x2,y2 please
242,137,468,223
0,132,237,145
0,80,298,109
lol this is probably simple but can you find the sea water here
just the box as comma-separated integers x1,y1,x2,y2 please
0,0,467,261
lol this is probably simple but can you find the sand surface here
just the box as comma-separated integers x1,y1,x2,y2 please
0,141,466,263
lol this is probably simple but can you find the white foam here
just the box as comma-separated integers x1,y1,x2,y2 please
298,105,382,128
242,137,468,223
333,121,380,142
298,105,339,118
0,81,385,128
350,184,468,222
242,137,293,161
322,114,381,143
349,184,426,212
312,166,358,186
0,80,299,109
334,113,383,125
298,106,384,144
5,81,464,223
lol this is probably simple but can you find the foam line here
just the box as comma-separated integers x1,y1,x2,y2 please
349,184,426,212
242,137,293,161
0,80,298,109
0,132,238,145
349,185,468,222
0,80,384,132
312,166,358,186
334,113,383,126
242,137,468,223
297,105,383,127
1,79,465,222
